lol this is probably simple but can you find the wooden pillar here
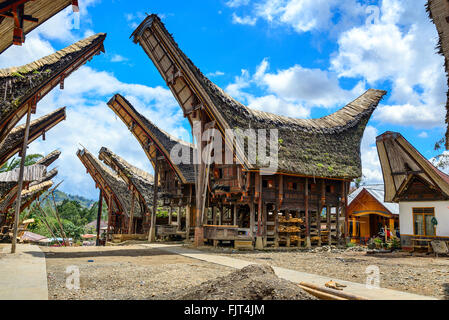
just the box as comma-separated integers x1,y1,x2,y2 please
256,173,263,249
318,180,325,247
352,217,357,238
343,181,349,241
168,206,173,225
96,190,103,246
106,195,112,243
212,206,217,225
250,201,255,240
305,177,311,248
11,104,32,254
233,204,237,226
327,205,332,245
185,205,191,239
177,207,182,232
128,188,135,234
149,157,159,242
218,205,223,225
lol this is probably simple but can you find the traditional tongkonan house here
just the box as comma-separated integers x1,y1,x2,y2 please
347,184,399,244
98,147,155,236
0,150,59,236
377,131,449,251
131,14,386,248
0,0,79,53
106,94,196,241
77,148,145,239
0,32,106,145
427,0,449,149
0,107,66,166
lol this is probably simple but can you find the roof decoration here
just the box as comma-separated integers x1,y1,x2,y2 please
131,14,385,179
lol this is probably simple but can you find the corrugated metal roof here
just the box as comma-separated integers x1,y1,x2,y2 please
348,184,399,215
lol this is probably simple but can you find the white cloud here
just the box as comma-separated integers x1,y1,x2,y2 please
232,13,257,26
110,54,128,63
224,58,366,119
207,70,225,77
418,131,429,138
226,0,250,8
331,0,447,129
360,126,383,184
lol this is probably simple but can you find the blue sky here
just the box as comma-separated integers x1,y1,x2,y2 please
0,0,446,200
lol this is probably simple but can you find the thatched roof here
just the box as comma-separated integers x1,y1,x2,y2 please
99,147,154,209
0,0,74,54
77,148,143,218
35,149,60,167
0,107,66,165
16,180,53,212
427,0,449,148
107,94,196,184
0,32,106,145
0,164,46,183
131,15,386,180
0,149,59,211
376,131,449,202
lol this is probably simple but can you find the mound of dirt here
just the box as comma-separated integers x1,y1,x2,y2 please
166,264,317,300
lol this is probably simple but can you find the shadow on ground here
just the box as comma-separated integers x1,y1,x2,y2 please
26,248,177,259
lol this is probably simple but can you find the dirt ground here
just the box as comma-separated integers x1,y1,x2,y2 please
41,244,449,300
201,246,449,299
42,245,234,300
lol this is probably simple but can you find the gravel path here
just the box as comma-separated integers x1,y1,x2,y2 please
199,246,449,299
42,245,234,300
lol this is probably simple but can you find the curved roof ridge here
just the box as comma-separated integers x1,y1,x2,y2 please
0,33,106,77
99,147,154,184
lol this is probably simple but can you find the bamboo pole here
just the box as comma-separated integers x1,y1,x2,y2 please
11,104,32,254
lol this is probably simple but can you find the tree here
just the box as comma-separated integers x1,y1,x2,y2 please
433,138,449,169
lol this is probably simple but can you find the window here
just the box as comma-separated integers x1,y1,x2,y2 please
413,208,435,236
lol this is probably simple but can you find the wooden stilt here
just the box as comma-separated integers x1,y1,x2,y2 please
96,190,103,246
168,206,173,225
177,206,182,232
233,204,237,226
305,177,311,248
149,155,159,242
128,188,135,234
327,205,332,245
11,104,32,254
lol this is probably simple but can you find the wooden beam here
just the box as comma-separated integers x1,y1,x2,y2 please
177,206,182,232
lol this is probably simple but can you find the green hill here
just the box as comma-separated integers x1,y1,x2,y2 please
53,190,96,208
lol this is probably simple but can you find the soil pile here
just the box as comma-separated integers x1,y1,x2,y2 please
168,264,317,300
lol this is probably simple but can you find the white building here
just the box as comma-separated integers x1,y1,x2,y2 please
376,132,449,250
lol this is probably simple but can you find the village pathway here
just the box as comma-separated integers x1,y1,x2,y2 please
0,244,48,300
142,243,438,300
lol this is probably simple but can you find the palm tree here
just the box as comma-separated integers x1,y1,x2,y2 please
0,154,43,173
